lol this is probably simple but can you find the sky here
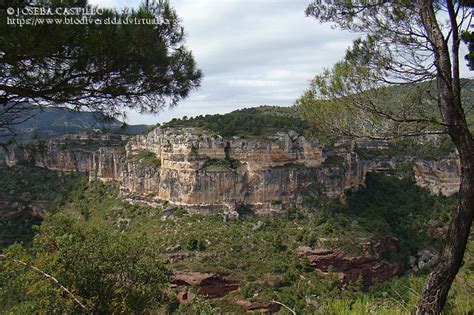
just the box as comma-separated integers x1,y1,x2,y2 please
88,0,471,125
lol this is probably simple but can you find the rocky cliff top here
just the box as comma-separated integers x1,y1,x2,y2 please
4,126,461,213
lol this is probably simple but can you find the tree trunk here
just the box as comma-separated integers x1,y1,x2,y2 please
416,0,474,313
415,158,474,314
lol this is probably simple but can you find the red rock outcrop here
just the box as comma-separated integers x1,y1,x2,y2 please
172,271,239,299
235,300,281,313
298,236,403,289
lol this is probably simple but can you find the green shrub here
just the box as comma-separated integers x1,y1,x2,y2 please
132,149,161,167
272,235,288,252
234,203,253,217
201,158,241,171
186,238,206,251
0,215,171,314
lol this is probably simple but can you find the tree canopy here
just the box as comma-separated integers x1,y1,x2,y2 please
299,1,474,313
0,0,202,135
0,214,171,313
461,1,474,69
298,1,473,140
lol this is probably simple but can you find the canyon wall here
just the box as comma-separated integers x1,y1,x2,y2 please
413,159,461,196
5,128,461,213
5,133,127,172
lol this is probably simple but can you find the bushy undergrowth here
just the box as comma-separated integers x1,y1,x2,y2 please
0,215,171,314
0,166,86,249
0,165,472,314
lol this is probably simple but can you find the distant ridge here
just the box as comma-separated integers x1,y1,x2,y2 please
163,105,308,138
5,107,149,142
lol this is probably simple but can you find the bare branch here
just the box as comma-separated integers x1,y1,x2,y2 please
0,254,88,311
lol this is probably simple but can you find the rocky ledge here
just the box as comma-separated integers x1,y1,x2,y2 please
4,127,461,214
171,270,281,313
172,270,239,299
298,236,404,289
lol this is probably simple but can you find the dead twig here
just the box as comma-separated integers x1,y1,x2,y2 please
0,254,87,311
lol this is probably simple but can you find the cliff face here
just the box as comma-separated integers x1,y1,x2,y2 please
5,128,461,213
413,159,461,196
5,133,127,173
90,128,354,213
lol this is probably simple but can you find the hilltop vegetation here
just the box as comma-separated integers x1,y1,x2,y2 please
163,106,309,138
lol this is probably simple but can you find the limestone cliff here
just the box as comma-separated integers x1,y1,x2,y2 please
413,159,461,196
86,128,373,213
5,133,127,173
5,127,461,213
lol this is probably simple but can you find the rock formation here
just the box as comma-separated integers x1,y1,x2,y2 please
4,127,461,213
5,133,127,173
298,236,404,288
413,159,461,196
172,271,239,299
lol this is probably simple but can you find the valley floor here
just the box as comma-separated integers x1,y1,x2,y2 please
0,165,472,314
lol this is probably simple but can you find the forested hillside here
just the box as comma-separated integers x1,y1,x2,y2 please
163,106,308,138
0,164,471,313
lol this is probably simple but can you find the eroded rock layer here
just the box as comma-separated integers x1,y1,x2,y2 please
298,236,404,288
5,127,461,213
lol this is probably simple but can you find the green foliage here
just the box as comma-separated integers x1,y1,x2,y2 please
201,158,241,171
343,173,456,256
1,0,202,136
178,295,221,314
356,136,455,161
462,29,474,70
0,214,171,313
132,149,161,167
0,212,41,251
163,106,309,138
271,235,288,253
234,202,253,217
186,238,207,251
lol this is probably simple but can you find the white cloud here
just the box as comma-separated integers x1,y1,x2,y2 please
88,1,368,125
88,1,473,126
142,1,356,124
